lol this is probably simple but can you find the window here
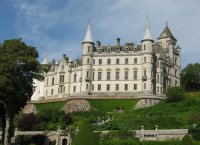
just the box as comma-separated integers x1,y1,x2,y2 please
52,78,54,85
86,84,88,90
161,87,163,93
106,84,110,91
175,69,177,77
134,84,137,90
63,87,65,93
98,84,101,91
87,71,89,77
175,80,177,86
125,84,128,91
59,75,64,83
157,87,159,94
116,71,120,80
107,59,111,65
125,71,128,80
144,83,146,89
93,59,95,65
115,84,119,91
144,45,146,50
98,72,102,80
144,70,146,76
125,58,128,64
175,58,177,65
161,74,163,83
107,72,110,80
46,90,48,96
92,72,95,80
62,65,64,70
134,71,137,80
51,89,54,95
116,58,120,64
73,86,76,92
92,84,94,91
74,74,77,82
144,57,146,63
134,58,137,64
87,58,90,64
88,46,90,52
99,59,102,65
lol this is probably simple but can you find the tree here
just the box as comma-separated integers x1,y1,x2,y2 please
181,134,193,145
180,63,200,91
0,39,41,144
166,86,184,102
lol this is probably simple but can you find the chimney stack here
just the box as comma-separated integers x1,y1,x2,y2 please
117,38,120,46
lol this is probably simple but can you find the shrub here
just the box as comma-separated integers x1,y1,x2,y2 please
182,134,193,145
189,124,200,141
18,113,39,131
166,87,184,102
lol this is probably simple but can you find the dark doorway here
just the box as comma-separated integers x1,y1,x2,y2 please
62,138,68,145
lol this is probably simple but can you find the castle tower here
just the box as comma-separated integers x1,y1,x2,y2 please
141,17,154,94
81,22,94,94
157,23,180,92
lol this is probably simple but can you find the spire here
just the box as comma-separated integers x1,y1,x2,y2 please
142,16,153,41
41,48,48,65
158,22,177,41
83,21,93,43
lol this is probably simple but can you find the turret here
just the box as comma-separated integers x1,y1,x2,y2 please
81,22,94,94
141,17,154,53
141,17,154,94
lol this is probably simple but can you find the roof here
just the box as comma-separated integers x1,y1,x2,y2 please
142,17,153,41
158,25,177,41
83,23,93,43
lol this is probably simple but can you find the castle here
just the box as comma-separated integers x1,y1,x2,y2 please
31,19,181,100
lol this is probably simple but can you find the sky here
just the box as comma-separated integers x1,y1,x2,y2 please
0,0,200,68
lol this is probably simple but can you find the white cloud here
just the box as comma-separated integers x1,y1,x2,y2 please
11,0,200,67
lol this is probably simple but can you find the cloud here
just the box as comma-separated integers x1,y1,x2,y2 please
11,0,200,67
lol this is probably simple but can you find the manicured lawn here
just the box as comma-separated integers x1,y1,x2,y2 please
35,101,66,112
88,99,138,112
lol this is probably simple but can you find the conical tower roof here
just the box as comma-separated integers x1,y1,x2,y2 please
83,23,93,43
158,23,177,41
141,17,154,42
41,48,48,65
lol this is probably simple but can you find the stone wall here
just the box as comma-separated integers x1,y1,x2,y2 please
135,129,188,141
134,99,161,109
62,99,91,113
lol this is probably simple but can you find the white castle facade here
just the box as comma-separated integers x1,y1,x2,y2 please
31,20,181,100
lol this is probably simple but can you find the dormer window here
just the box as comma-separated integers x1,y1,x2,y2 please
125,48,129,52
88,46,90,52
62,65,64,70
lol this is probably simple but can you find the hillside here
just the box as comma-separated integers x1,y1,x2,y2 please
14,92,200,145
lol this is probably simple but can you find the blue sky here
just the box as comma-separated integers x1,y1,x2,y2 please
0,0,200,68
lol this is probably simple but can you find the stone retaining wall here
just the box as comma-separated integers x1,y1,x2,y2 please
136,129,188,141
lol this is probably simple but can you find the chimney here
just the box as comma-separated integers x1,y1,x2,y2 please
117,38,120,46
96,41,101,48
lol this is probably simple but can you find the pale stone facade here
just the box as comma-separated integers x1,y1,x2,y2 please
31,20,181,100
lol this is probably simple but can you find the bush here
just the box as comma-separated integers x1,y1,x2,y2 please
189,124,200,141
166,87,184,102
15,135,46,145
18,113,39,131
182,134,193,145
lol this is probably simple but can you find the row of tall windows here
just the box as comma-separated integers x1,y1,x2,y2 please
93,84,138,91
95,71,138,80
93,58,138,65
